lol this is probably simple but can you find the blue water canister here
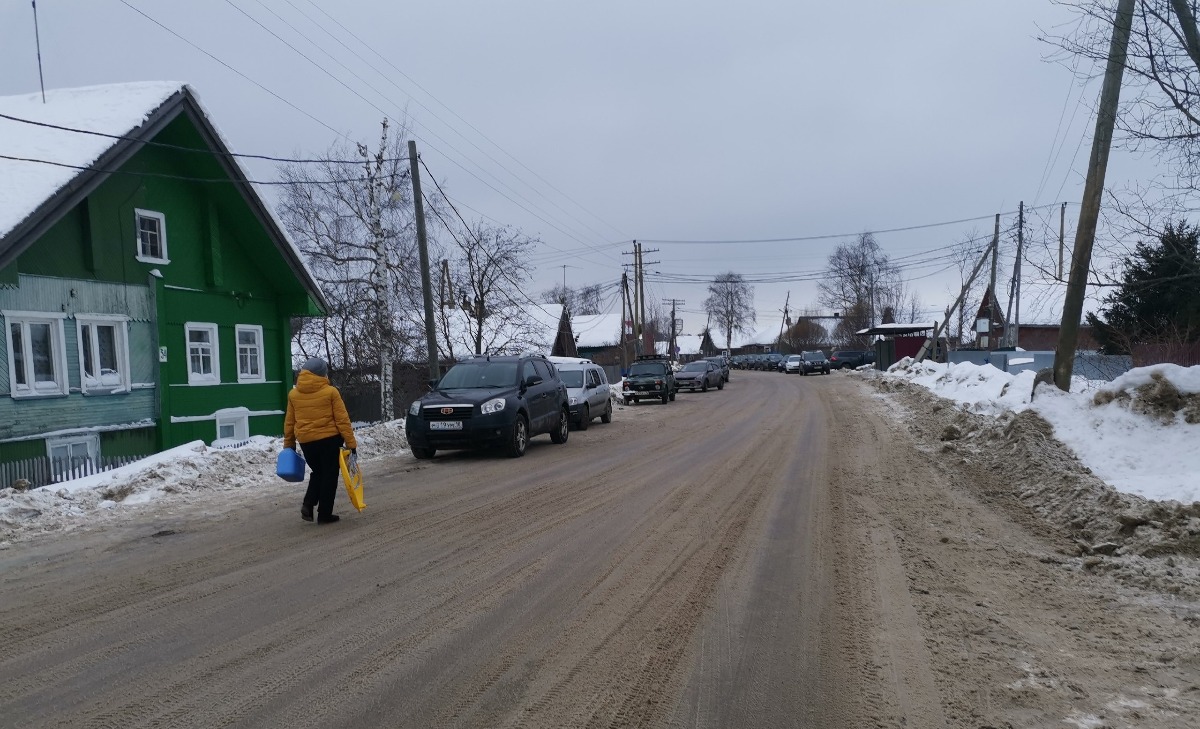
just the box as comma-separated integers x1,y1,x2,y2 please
276,448,306,482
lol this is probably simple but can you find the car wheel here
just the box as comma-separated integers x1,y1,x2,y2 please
717,379,724,390
506,414,528,458
701,380,708,392
577,404,589,431
601,401,612,423
550,408,570,444
661,391,669,404
411,446,435,460
669,391,676,401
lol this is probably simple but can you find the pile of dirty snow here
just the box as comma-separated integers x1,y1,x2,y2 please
863,359,1200,564
0,420,409,547
879,359,1200,505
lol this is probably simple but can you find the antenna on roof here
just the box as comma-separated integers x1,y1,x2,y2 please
31,1,46,103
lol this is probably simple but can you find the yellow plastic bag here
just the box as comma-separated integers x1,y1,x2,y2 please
339,448,365,512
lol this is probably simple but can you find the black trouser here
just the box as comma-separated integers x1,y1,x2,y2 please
300,434,343,519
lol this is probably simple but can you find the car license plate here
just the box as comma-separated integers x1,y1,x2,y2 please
429,421,463,430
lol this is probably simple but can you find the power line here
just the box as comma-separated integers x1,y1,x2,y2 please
291,0,630,242
221,0,622,259
0,111,409,165
636,203,1071,245
116,0,350,142
0,153,390,186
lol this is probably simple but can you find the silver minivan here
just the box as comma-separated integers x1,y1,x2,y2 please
549,357,613,430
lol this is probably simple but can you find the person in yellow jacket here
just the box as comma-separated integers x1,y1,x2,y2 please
283,357,358,524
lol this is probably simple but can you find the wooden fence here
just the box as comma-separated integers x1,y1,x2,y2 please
1,454,144,490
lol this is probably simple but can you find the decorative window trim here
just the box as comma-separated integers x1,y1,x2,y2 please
75,314,132,395
46,432,100,462
134,208,169,264
234,324,266,383
3,310,70,399
184,322,220,386
214,407,250,445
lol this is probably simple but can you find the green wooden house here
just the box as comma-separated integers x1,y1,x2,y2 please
0,82,326,482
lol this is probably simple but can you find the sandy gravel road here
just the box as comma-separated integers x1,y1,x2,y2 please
2,371,941,728
18,369,1176,728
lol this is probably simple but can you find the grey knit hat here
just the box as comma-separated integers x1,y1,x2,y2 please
301,357,328,377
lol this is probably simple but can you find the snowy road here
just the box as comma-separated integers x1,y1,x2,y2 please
2,372,1196,727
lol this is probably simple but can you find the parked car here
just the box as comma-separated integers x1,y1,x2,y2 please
783,354,803,374
405,354,570,459
763,353,784,371
550,357,613,430
830,350,872,369
622,355,677,404
704,355,731,382
676,360,724,392
799,350,831,375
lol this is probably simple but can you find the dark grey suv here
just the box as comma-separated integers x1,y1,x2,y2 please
405,355,570,459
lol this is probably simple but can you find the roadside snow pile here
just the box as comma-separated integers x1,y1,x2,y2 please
0,421,409,547
865,360,1200,560
880,358,1200,505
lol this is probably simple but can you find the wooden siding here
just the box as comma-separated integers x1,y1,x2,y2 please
0,274,154,321
0,391,155,445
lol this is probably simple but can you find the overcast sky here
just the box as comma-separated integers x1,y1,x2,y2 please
0,1,1162,337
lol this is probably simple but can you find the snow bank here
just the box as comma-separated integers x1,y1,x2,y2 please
881,359,1200,504
0,421,410,547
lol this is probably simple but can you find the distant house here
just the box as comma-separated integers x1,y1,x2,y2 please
0,83,327,480
1014,324,1097,352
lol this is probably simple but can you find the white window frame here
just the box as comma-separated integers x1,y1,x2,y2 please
234,324,266,383
134,208,169,264
46,432,100,462
184,322,220,386
3,310,70,398
75,314,131,395
214,409,250,443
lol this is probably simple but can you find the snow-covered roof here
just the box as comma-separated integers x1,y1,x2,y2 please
0,82,184,241
0,82,328,312
572,312,623,348
856,322,935,335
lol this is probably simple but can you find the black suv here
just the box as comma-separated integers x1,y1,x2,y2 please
622,355,678,404
799,350,831,375
405,355,570,459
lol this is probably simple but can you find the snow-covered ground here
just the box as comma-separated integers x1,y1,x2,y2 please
881,359,1200,504
0,421,410,548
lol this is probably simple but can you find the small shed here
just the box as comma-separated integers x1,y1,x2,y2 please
857,322,936,370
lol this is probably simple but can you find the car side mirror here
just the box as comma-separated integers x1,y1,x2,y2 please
524,374,542,387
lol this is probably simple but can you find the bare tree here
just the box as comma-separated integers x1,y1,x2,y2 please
818,233,903,345
278,119,425,411
780,309,829,352
704,272,756,350
540,283,604,315
946,231,988,344
438,222,542,357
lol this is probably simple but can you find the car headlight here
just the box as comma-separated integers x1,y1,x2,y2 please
481,397,506,415
569,395,579,405
408,401,421,416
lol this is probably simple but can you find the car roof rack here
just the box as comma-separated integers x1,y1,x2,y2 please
636,354,669,361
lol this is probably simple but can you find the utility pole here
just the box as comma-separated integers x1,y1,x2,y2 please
620,272,631,370
662,298,685,360
988,213,999,349
623,244,643,357
1055,0,1135,391
1058,202,1067,280
637,242,647,354
917,235,997,362
777,291,791,351
409,140,439,385
1014,201,1024,349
